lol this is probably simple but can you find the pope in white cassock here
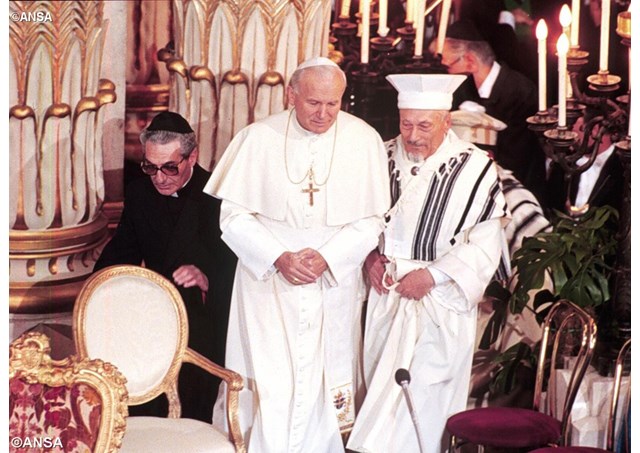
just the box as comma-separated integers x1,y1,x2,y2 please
203,57,390,452
347,74,510,453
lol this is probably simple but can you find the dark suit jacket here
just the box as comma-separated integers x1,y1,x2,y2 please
454,65,547,205
95,164,236,363
94,164,236,421
547,150,624,215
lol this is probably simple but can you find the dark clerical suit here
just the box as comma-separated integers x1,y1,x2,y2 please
94,164,236,422
455,66,547,206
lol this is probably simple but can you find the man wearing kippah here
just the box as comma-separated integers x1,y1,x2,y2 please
347,74,510,453
94,111,237,422
441,20,547,207
204,57,390,452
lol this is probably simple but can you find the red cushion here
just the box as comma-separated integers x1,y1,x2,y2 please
530,448,607,453
446,407,562,448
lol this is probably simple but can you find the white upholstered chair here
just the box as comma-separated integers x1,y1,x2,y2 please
73,265,245,453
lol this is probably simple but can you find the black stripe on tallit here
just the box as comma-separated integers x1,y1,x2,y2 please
453,159,493,238
477,179,501,223
414,153,471,261
509,211,551,250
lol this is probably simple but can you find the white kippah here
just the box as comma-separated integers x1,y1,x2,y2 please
386,74,467,110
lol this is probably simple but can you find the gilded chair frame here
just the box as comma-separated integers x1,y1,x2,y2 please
606,338,630,451
9,332,129,453
533,299,598,446
73,265,246,453
448,299,597,452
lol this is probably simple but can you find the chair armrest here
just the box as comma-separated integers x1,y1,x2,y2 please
183,348,246,453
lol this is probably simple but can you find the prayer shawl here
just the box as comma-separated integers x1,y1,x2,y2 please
347,131,509,453
384,130,510,304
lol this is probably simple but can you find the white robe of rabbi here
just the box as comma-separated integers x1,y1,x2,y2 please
348,130,510,453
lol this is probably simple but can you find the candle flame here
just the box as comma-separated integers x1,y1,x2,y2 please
557,33,570,54
536,19,548,39
560,4,572,27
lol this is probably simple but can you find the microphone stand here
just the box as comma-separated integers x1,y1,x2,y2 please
395,368,426,453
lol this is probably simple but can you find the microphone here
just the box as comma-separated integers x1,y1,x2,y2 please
395,368,426,453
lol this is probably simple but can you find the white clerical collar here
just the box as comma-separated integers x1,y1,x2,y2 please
170,165,194,197
478,61,501,99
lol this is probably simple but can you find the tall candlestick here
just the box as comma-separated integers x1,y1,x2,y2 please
536,20,548,112
414,0,426,57
340,0,351,18
378,0,389,37
557,34,569,128
361,0,370,64
436,0,452,55
570,0,580,46
406,0,415,23
599,0,611,72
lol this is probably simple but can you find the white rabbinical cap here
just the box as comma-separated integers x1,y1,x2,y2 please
386,73,467,110
295,56,346,82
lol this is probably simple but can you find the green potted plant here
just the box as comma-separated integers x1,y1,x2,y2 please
480,205,619,396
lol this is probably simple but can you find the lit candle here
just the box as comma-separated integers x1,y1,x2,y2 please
559,4,572,37
361,0,370,64
599,0,611,72
414,0,426,57
340,0,351,18
436,0,452,55
557,34,569,128
378,0,389,37
406,0,415,23
570,0,580,46
536,20,548,112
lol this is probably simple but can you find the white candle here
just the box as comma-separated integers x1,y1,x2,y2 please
536,20,548,112
340,0,351,18
599,0,611,72
559,4,572,36
557,34,569,128
414,0,426,57
436,0,452,55
361,0,370,64
571,0,580,46
378,0,389,37
406,0,415,23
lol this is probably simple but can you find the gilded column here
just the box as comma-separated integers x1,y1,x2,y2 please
161,0,333,170
9,1,116,315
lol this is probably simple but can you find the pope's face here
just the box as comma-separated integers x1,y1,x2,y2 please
287,69,346,134
399,109,451,160
143,140,197,196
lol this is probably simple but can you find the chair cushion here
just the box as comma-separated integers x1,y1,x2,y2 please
530,448,607,453
446,407,562,448
120,416,235,453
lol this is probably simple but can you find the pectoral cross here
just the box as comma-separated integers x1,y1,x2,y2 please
302,180,320,206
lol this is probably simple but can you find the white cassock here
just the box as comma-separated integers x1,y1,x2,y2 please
347,131,510,453
203,109,390,453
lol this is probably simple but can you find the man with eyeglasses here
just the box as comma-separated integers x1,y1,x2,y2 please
94,111,237,422
440,20,547,208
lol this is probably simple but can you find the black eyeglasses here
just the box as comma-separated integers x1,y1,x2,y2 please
140,156,186,176
444,55,463,68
